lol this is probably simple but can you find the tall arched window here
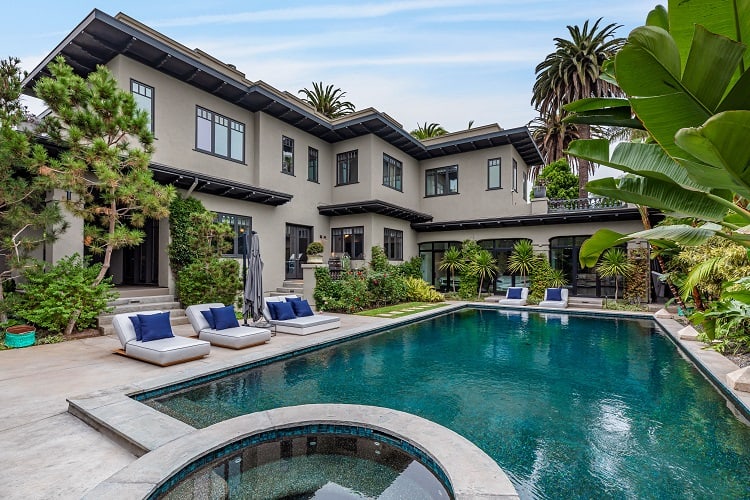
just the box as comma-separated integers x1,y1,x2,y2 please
549,236,623,297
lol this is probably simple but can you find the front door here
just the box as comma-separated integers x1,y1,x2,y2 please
285,224,312,280
122,219,159,285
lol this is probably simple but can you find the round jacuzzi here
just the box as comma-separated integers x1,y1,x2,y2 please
154,427,452,499
86,405,517,499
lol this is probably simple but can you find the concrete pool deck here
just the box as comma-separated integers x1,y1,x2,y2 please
1,302,749,499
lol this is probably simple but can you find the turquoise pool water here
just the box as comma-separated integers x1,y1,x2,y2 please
147,309,750,498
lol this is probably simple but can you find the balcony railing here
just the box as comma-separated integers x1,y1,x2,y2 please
547,196,627,213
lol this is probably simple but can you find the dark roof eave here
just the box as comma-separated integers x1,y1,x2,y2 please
318,200,433,223
411,207,655,232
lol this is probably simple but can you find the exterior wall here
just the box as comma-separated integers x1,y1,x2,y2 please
419,144,530,221
107,55,259,186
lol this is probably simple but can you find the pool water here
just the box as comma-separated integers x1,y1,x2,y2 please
160,433,451,500
148,309,750,498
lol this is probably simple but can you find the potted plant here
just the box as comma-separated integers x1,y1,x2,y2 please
532,182,547,199
306,241,325,264
5,324,36,348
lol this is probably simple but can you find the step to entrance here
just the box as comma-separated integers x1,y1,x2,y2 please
99,290,188,336
568,297,603,309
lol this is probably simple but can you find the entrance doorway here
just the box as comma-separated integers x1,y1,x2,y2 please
122,219,159,285
285,224,312,280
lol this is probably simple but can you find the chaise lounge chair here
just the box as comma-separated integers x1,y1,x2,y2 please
539,288,569,308
263,296,340,335
185,303,272,349
498,287,529,306
112,310,210,366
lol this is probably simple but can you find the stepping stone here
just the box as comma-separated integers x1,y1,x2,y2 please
377,313,395,317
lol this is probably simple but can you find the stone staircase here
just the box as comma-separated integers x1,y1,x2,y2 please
98,288,189,336
269,279,303,297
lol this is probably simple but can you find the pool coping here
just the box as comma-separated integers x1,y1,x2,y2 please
68,303,750,497
82,404,519,500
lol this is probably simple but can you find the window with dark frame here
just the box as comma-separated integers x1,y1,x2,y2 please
522,172,528,200
382,153,403,191
425,165,458,196
336,150,358,185
131,80,154,133
512,159,518,192
281,136,294,175
488,158,501,189
331,226,364,259
216,213,252,256
195,107,245,162
308,147,318,182
383,228,403,260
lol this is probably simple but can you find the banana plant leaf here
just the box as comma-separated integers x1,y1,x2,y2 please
675,110,750,199
645,4,669,31
567,139,702,188
563,98,644,129
578,229,628,268
626,223,722,246
587,175,731,222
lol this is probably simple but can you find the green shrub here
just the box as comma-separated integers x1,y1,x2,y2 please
367,269,407,307
404,277,444,302
178,258,241,306
395,256,423,279
14,254,116,333
369,245,390,272
529,259,568,302
168,195,207,276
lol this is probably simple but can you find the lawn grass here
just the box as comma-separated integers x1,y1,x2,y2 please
356,301,447,318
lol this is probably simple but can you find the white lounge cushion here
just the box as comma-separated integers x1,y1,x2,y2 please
498,287,529,306
263,297,340,335
112,310,210,366
539,288,569,308
185,303,272,349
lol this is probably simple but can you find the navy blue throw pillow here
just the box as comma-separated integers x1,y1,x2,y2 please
210,305,240,330
271,301,296,321
546,288,562,301
291,299,314,317
129,316,143,341
285,296,303,302
200,309,216,329
266,301,280,320
507,288,522,300
138,312,174,342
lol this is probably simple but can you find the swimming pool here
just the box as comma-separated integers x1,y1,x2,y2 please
146,308,750,498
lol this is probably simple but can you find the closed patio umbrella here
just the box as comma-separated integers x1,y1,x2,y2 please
243,231,265,325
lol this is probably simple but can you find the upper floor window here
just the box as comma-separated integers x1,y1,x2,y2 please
512,159,518,192
383,228,403,260
383,153,403,191
131,80,154,133
488,158,501,190
522,172,528,201
216,213,251,256
425,165,458,196
332,226,364,259
308,147,318,182
282,136,294,175
196,107,244,162
337,150,358,185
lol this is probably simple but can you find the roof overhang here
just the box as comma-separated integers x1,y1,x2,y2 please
411,207,657,232
149,163,292,206
318,200,433,223
22,9,543,166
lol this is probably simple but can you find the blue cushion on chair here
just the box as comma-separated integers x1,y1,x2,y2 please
291,299,314,317
546,288,562,301
200,310,216,329
269,301,296,321
284,296,303,303
129,316,143,341
507,288,522,300
210,305,240,330
138,312,174,342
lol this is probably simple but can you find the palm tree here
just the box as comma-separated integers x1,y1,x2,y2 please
596,248,634,300
531,18,624,198
438,246,463,292
507,240,537,285
298,82,355,118
528,112,580,180
410,122,448,140
468,250,498,300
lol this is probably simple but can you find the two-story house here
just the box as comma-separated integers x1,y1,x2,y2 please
24,10,650,299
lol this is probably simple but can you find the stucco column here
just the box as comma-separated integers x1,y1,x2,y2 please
530,196,548,215
46,189,84,263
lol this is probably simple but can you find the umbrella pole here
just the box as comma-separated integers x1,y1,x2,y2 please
242,232,250,326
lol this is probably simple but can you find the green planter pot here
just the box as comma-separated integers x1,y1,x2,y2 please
5,325,36,348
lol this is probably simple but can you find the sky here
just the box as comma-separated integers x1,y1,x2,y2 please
2,0,655,138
